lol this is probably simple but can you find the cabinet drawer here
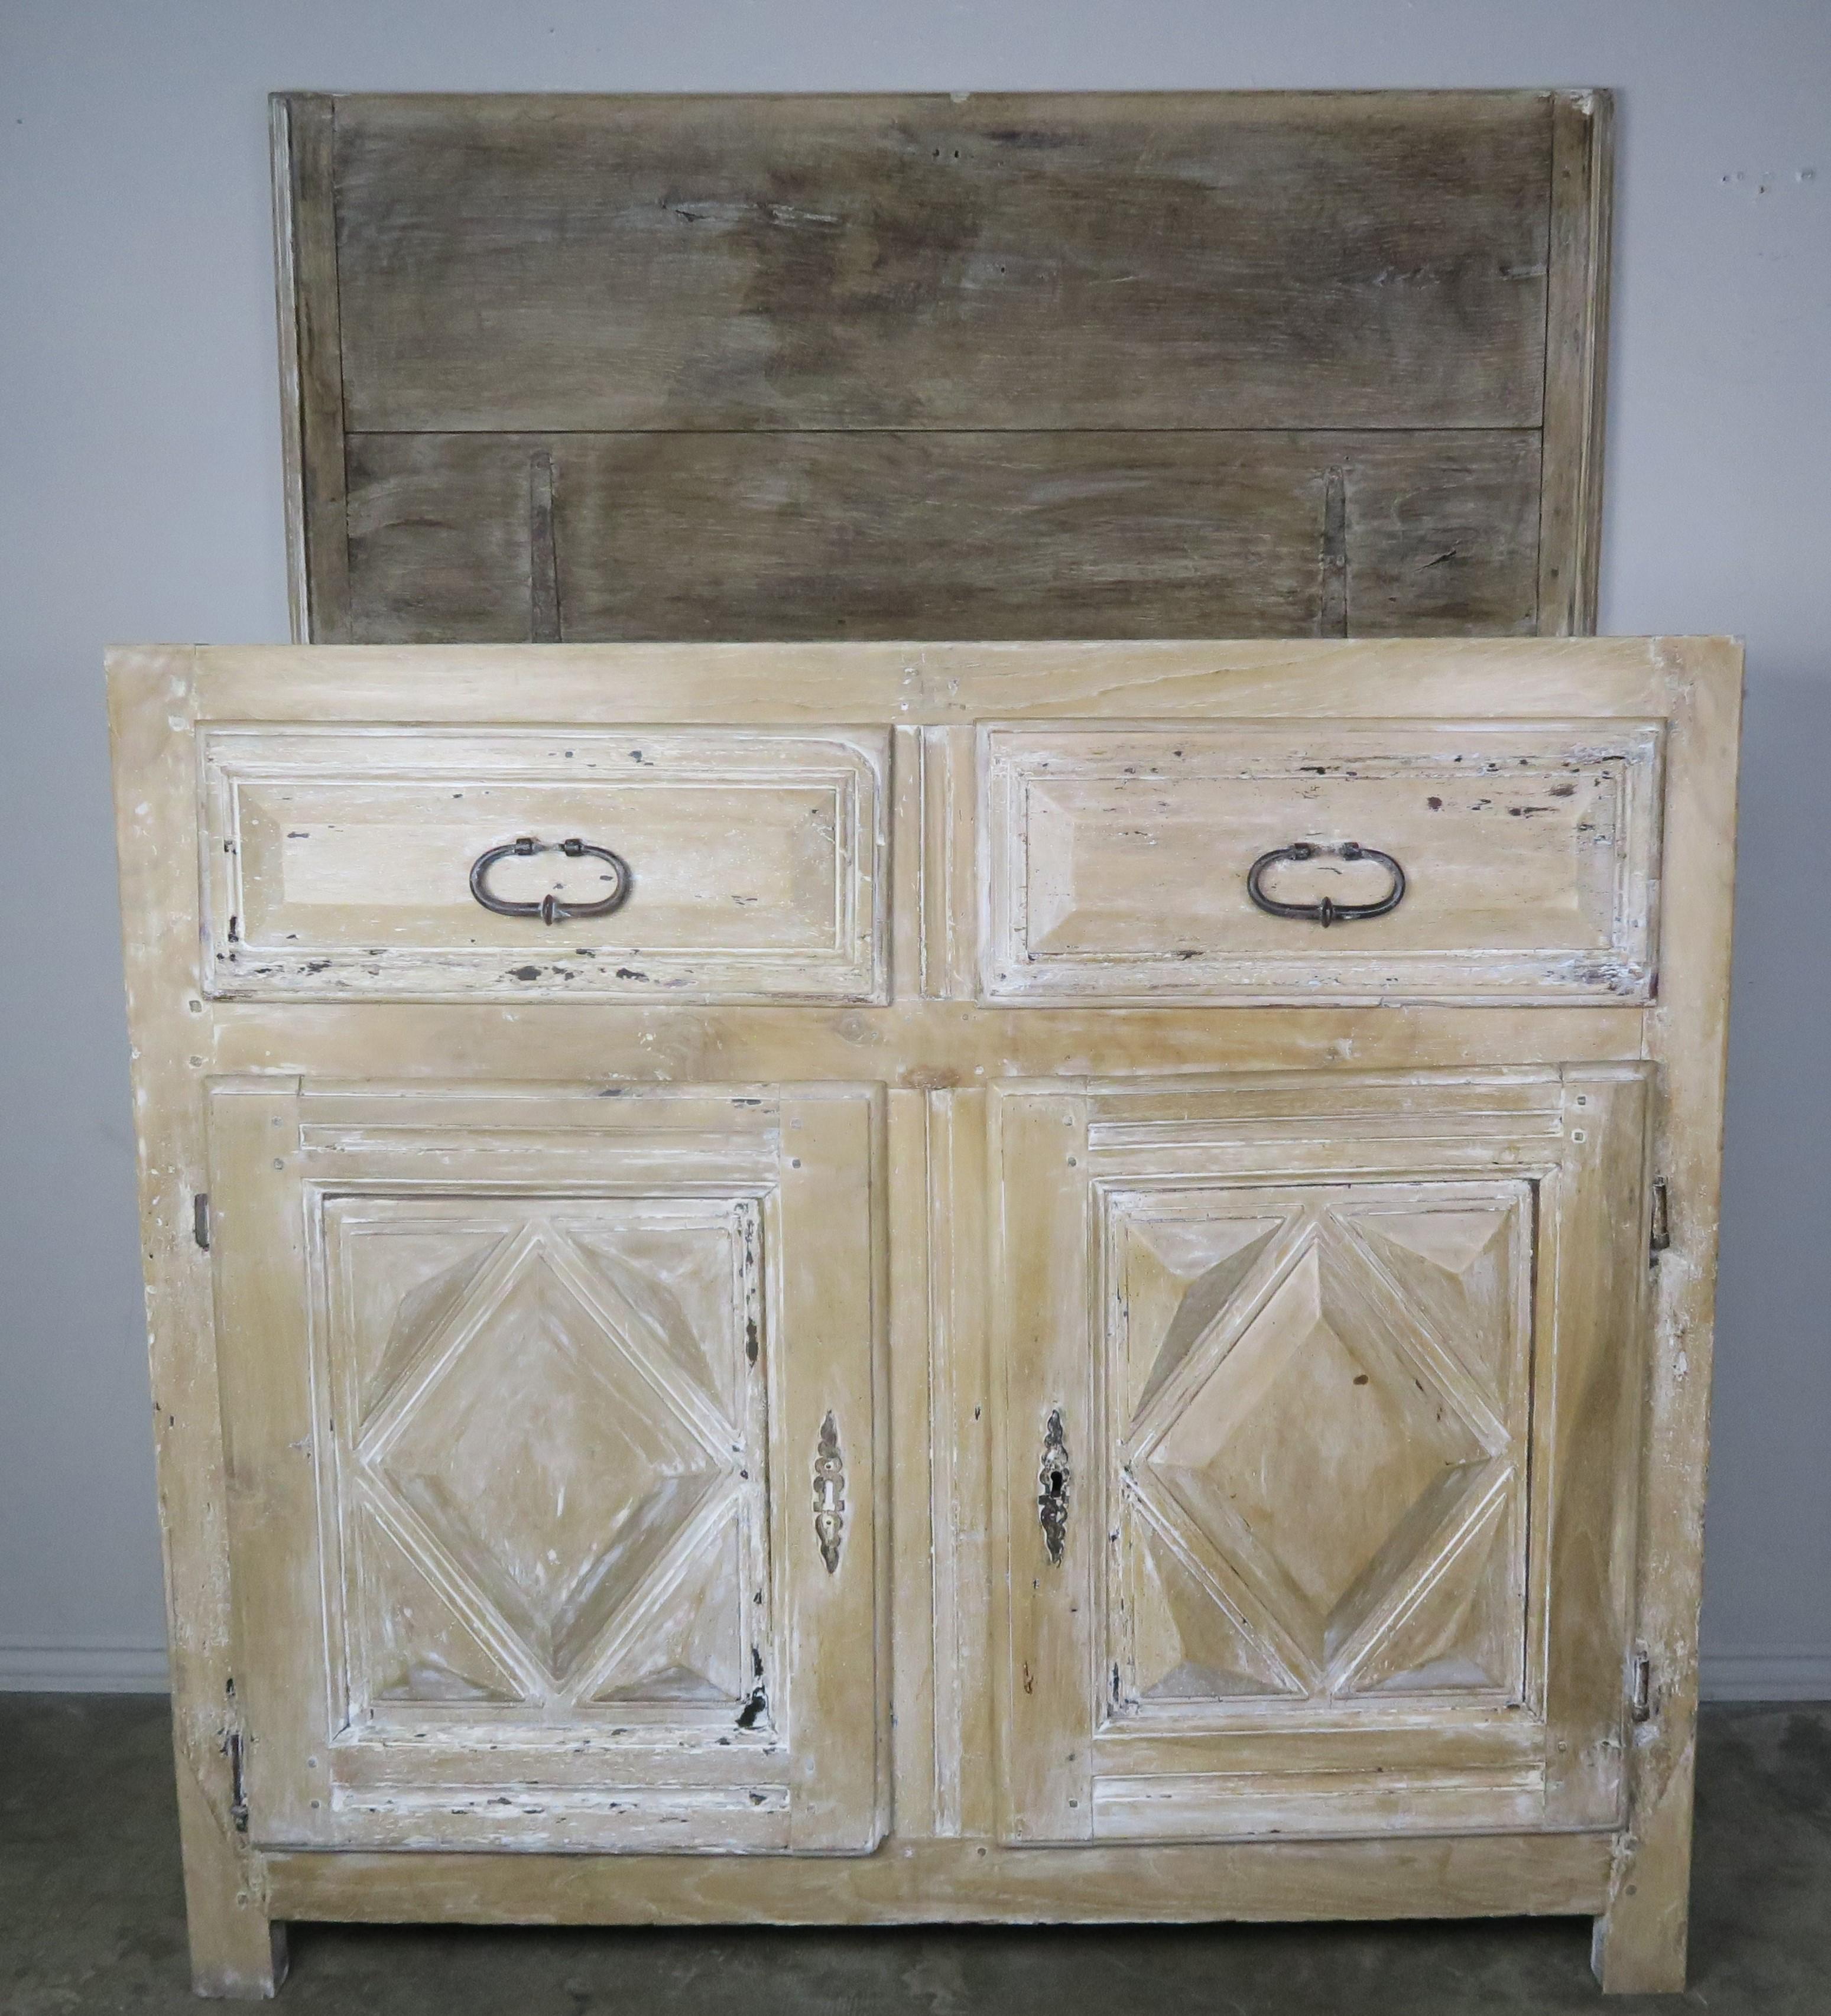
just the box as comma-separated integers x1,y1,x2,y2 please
981,722,1663,1004
201,727,887,1001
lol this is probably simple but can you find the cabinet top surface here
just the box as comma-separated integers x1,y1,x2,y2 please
108,637,1741,728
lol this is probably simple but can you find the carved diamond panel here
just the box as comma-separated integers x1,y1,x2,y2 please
324,1197,763,1719
1111,1182,1531,1709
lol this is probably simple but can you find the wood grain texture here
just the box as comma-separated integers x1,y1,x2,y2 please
992,1086,1095,1843
183,636,1680,728
274,88,1611,645
926,1089,994,1838
207,1077,884,1858
265,1828,1615,1924
198,725,888,1003
885,1090,936,1835
327,91,1551,435
341,429,1541,644
979,720,1663,1005
1592,637,1743,1992
776,1089,887,1851
1538,91,1614,637
998,1069,1651,1846
108,638,1735,1991
271,95,349,644
1538,1068,1652,1830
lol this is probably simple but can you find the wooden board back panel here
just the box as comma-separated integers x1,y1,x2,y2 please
328,92,1550,434
344,430,1544,645
274,90,1611,644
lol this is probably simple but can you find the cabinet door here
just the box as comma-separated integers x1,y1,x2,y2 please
995,1067,1650,1844
209,1079,881,1853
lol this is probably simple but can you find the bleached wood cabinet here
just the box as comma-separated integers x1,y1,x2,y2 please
210,1080,879,1855
110,638,1739,1999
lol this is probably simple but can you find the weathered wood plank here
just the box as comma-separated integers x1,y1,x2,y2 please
204,1002,1647,1089
1537,90,1613,637
993,1086,1095,1843
271,93,350,643
265,1828,1615,1924
183,635,1684,728
329,91,1551,435
343,429,1541,642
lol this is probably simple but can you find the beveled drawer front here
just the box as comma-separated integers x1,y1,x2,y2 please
981,722,1663,1004
200,727,887,1001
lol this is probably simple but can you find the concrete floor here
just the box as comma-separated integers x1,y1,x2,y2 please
2,1697,1827,2012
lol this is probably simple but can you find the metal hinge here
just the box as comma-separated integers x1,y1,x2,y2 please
193,1192,210,1252
223,1726,249,1831
1648,1178,1670,1264
1629,1650,1655,1725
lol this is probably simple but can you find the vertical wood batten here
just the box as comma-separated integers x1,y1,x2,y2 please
1537,90,1615,636
271,92,351,644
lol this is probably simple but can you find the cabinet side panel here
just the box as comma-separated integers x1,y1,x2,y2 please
107,648,287,1994
1595,640,1743,1991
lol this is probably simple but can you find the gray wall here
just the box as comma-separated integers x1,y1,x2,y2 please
1,0,1826,1694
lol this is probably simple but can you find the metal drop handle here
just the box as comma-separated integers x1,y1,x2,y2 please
1245,841,1406,927
469,836,631,925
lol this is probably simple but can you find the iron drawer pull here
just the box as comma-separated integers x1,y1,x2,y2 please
469,836,632,924
1245,841,1407,927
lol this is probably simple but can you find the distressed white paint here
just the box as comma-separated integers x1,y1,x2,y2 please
108,638,1736,1996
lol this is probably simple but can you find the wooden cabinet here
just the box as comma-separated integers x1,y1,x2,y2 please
110,637,1739,1998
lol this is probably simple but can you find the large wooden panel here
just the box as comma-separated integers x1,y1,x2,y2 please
329,92,1550,435
343,429,1541,643
275,90,1612,643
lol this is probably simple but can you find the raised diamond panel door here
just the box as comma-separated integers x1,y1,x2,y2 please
335,1195,764,1716
208,1079,882,1853
995,1067,1652,1845
1119,1180,1533,1708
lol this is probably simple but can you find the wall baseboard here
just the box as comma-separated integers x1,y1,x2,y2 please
2,1641,1826,1701
1698,1648,1831,1701
0,1641,170,1692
